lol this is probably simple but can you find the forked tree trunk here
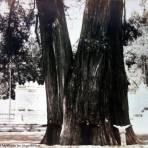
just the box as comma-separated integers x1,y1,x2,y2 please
37,0,140,145
60,0,139,145
36,0,72,145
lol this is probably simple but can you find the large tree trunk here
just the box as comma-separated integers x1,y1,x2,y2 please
36,0,72,145
60,0,139,145
36,0,140,145
107,0,140,145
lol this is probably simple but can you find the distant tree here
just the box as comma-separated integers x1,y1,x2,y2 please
124,8,148,87
122,16,142,46
0,1,44,99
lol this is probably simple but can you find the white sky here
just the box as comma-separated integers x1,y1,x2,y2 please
0,0,147,45
0,1,9,15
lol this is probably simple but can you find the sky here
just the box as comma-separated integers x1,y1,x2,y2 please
0,1,9,15
0,0,147,45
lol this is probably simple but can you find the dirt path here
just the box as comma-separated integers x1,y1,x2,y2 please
0,132,44,144
0,132,148,148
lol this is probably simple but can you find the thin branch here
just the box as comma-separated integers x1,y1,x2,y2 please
35,14,41,46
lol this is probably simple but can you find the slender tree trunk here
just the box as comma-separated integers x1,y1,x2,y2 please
36,0,72,145
141,56,148,86
60,0,139,145
146,60,148,86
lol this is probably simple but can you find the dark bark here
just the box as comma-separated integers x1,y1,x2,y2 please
36,0,72,145
108,2,140,144
60,0,139,145
146,62,148,86
37,0,140,145
141,56,148,86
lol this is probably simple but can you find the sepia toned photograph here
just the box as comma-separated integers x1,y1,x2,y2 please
0,0,148,147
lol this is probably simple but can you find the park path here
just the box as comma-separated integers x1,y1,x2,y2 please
0,132,148,148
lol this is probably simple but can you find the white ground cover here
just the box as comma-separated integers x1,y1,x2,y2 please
0,82,148,135
128,83,148,135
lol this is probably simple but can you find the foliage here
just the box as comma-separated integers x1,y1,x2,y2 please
0,2,44,99
124,11,148,88
122,15,142,46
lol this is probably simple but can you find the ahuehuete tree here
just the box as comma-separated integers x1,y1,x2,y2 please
36,0,72,144
36,0,141,145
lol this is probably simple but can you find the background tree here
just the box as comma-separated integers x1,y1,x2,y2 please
125,5,148,89
0,0,44,99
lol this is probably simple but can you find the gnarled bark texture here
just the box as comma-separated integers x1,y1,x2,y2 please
60,0,139,145
36,0,140,145
107,0,140,145
36,0,72,145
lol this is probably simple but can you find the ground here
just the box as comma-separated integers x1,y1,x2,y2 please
0,131,148,148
